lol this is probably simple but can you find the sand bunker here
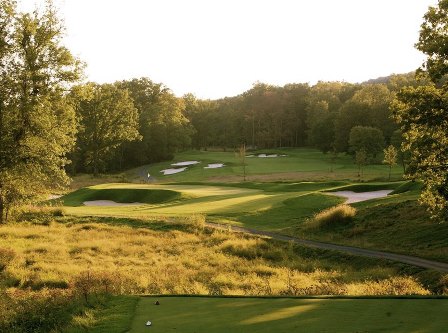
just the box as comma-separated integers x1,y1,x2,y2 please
171,161,200,166
330,190,393,204
48,194,62,200
258,154,278,158
204,163,225,169
160,167,187,175
246,154,287,158
83,200,142,207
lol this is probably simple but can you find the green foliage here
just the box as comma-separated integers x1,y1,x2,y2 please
383,145,398,180
0,1,81,223
349,126,385,160
390,0,448,220
416,0,448,82
392,85,448,220
355,149,368,178
71,83,141,176
116,78,194,168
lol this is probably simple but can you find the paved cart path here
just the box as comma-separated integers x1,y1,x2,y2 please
207,222,448,273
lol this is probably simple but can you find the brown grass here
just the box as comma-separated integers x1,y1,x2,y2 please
0,215,432,297
307,204,357,229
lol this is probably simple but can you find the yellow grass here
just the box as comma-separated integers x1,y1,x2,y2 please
0,218,430,296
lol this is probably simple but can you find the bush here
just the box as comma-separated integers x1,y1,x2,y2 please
309,204,357,229
0,288,80,333
16,206,66,224
178,214,206,233
0,248,15,272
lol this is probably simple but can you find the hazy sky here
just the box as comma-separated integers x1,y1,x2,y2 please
18,0,438,99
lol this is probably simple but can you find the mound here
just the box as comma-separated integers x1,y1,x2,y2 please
61,188,182,207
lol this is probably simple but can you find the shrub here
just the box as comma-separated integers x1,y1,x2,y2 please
0,288,80,333
17,206,66,224
178,214,206,233
309,204,357,229
0,248,15,272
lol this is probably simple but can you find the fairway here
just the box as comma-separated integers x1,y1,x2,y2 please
129,296,448,333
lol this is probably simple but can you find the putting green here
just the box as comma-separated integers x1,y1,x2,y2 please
129,296,448,333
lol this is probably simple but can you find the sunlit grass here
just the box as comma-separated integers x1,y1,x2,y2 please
126,296,448,333
0,217,432,297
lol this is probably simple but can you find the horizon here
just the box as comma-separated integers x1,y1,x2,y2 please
18,0,438,99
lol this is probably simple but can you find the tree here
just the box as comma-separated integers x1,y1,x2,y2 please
117,78,193,168
0,1,81,223
416,0,448,82
392,0,448,220
238,143,247,181
72,83,140,176
392,85,448,220
348,126,385,161
383,145,397,181
355,149,368,179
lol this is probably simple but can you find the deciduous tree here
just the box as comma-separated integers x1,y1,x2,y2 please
392,0,448,220
383,145,397,181
72,83,140,176
0,1,81,223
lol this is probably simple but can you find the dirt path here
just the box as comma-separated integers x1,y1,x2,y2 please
207,222,448,273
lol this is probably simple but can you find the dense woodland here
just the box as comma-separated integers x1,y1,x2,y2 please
70,73,426,174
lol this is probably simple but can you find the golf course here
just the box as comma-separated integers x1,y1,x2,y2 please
11,148,437,332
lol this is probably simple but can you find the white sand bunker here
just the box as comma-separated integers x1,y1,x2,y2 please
83,200,142,207
258,154,278,158
330,190,393,204
204,163,225,169
160,167,187,175
247,154,287,158
171,161,199,166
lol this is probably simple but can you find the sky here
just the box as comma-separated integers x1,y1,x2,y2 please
17,0,439,99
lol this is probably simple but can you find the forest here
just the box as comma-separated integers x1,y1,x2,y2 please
71,74,422,174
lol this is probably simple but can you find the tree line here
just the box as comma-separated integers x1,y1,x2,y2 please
0,0,447,222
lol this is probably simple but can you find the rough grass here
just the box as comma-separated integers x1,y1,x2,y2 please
0,216,435,297
307,204,357,229
296,197,448,263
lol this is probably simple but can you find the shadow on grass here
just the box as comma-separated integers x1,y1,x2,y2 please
55,215,194,233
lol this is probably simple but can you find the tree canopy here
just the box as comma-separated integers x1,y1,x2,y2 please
0,1,82,223
392,0,448,220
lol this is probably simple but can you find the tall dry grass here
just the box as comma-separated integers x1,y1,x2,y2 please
307,204,357,229
0,215,433,297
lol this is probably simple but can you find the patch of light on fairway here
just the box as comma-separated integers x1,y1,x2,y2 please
241,304,316,325
204,163,225,169
160,167,187,175
330,190,393,203
171,161,200,166
83,200,142,206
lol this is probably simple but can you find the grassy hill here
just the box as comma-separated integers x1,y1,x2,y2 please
3,148,448,332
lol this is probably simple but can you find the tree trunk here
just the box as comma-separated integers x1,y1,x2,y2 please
93,149,99,177
0,195,5,224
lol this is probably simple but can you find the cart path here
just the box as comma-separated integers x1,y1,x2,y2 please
207,222,448,273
